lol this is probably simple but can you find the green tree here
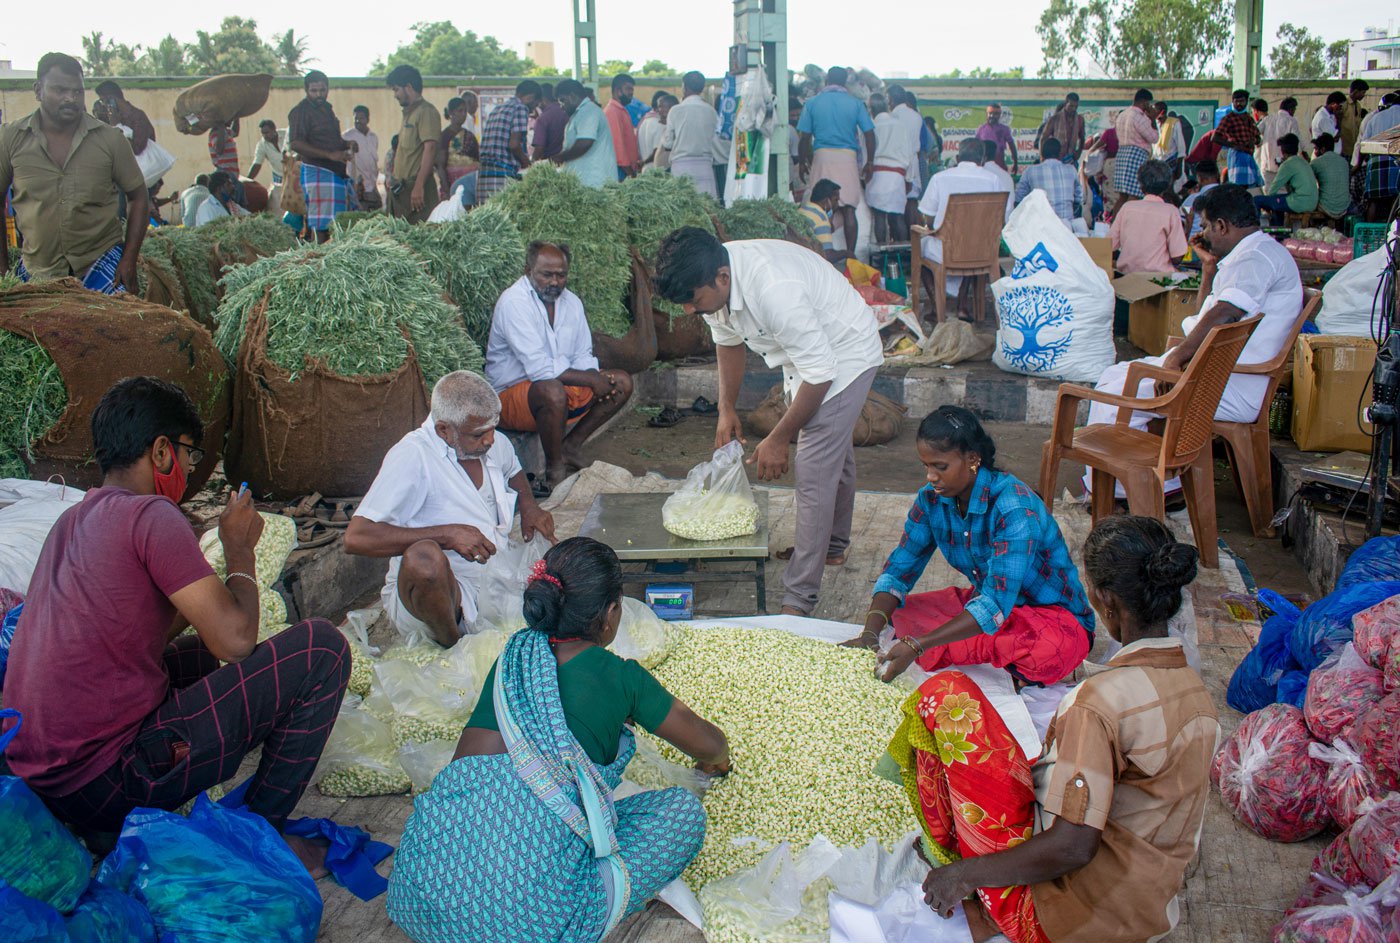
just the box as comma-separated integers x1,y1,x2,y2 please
598,59,636,77
80,31,137,76
1036,0,1233,78
1327,39,1350,77
137,35,191,76
1267,23,1328,79
187,17,280,74
372,22,532,75
635,59,673,77
927,66,1026,79
274,29,314,76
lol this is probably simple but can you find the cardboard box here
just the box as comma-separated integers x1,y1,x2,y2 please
1078,236,1115,283
1112,273,1198,355
1291,335,1377,452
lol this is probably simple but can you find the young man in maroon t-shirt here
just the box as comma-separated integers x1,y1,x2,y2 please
1,377,350,874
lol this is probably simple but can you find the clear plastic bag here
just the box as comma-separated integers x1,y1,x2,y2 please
1211,703,1330,842
623,734,715,796
368,645,478,745
1304,644,1386,743
1308,741,1384,829
612,597,683,669
473,535,549,633
95,795,322,943
1351,594,1400,674
1273,873,1398,943
699,837,843,939
313,697,410,797
1346,793,1400,886
1352,692,1400,792
398,739,457,794
662,441,760,542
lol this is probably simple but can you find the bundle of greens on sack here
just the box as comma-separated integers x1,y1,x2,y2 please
498,163,633,336
607,173,717,319
0,328,66,479
335,207,525,350
215,236,482,498
144,226,220,326
638,627,911,943
200,214,298,269
719,197,818,247
663,440,760,541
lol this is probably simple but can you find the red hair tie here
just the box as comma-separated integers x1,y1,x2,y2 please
529,558,563,590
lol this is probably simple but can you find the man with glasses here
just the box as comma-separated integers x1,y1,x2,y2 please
1,377,353,877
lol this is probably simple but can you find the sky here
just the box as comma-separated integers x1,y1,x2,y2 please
0,0,1390,79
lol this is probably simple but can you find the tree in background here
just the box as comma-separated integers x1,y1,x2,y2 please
80,32,137,76
187,17,279,75
1036,0,1232,78
1267,24,1329,79
372,22,533,75
598,59,636,77
79,19,295,77
636,60,674,77
927,67,1027,79
274,30,314,76
1327,40,1351,78
138,35,192,76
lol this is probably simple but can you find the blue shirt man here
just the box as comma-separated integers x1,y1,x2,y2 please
797,78,875,153
553,80,616,189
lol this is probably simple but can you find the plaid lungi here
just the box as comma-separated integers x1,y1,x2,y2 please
17,242,124,293
300,163,350,231
1225,148,1262,188
1113,145,1148,197
1365,156,1398,200
475,171,516,205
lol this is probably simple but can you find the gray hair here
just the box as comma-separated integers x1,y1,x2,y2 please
431,371,501,426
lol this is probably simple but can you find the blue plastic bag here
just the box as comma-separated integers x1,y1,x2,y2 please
65,884,156,943
0,710,93,913
1226,595,1303,713
1338,537,1400,588
1289,581,1400,671
96,794,322,943
1275,669,1310,708
0,882,68,942
0,602,22,688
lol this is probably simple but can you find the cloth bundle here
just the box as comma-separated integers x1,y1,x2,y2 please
1212,704,1331,842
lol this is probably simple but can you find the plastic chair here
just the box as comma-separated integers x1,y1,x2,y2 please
1208,288,1321,538
1038,316,1262,568
910,191,1008,323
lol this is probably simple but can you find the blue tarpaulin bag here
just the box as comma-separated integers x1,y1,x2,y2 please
1289,581,1400,671
1337,536,1400,588
0,882,68,942
65,884,156,943
0,602,23,689
1226,591,1303,713
0,710,93,913
95,794,322,943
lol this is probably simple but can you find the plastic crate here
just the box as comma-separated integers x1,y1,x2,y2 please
1354,223,1389,259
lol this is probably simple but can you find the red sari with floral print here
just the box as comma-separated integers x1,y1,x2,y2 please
890,670,1052,943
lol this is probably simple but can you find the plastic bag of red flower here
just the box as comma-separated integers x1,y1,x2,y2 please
1273,874,1398,943
1309,741,1386,828
1305,645,1387,742
1351,595,1400,674
1316,828,1370,887
1289,871,1375,916
1346,793,1400,886
1352,693,1400,792
1212,703,1331,842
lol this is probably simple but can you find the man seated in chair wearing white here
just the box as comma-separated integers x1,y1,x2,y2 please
916,137,1012,321
1081,184,1302,499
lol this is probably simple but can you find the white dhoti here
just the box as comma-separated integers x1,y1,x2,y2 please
1081,356,1270,496
865,169,907,214
671,156,718,198
920,233,963,295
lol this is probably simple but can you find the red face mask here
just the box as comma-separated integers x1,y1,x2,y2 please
153,445,188,504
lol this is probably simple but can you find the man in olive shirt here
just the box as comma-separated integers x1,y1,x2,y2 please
0,52,147,293
1311,133,1352,219
288,70,353,242
1252,133,1317,224
385,65,440,224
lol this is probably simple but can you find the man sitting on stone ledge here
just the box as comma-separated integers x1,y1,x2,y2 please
485,241,634,488
346,371,556,647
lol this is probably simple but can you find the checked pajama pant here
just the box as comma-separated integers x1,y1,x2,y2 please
40,619,349,834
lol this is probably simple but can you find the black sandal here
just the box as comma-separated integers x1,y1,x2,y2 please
691,396,718,416
648,406,685,428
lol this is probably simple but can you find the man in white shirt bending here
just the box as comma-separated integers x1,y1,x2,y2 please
664,71,721,197
486,241,634,487
653,227,884,617
346,371,556,647
916,138,1012,319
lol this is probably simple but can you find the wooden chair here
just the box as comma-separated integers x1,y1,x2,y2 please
910,191,1008,324
1208,288,1322,538
1038,316,1262,568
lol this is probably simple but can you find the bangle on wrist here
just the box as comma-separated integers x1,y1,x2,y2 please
899,635,925,657
865,609,889,631
225,571,257,587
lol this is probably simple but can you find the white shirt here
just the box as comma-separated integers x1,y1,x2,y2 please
180,185,209,228
356,418,523,624
872,112,917,175
1257,111,1300,172
918,161,1012,263
1311,107,1342,152
342,126,381,192
193,195,230,227
637,112,665,165
1355,105,1400,165
1184,229,1303,375
664,95,721,162
485,276,601,392
249,137,284,184
892,103,926,185
703,240,884,402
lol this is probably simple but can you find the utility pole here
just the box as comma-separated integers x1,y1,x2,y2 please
1232,0,1264,95
574,0,597,87
733,0,789,197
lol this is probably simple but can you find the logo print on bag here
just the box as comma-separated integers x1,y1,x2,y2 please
999,285,1074,372
1010,242,1060,279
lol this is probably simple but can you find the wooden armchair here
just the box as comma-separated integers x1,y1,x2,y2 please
910,191,1008,324
1206,288,1321,538
1038,316,1262,568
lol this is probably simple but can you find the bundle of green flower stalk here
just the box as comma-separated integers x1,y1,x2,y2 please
719,196,818,244
607,173,718,320
214,235,482,384
0,326,66,479
497,163,634,337
144,215,298,325
332,206,524,350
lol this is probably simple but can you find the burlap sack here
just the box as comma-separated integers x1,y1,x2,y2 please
174,74,274,134
745,385,907,446
654,309,715,361
223,295,430,499
138,253,187,313
591,248,658,374
280,155,307,217
0,280,229,497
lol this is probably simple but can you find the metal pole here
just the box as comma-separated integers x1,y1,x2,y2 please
1232,0,1263,95
574,0,597,86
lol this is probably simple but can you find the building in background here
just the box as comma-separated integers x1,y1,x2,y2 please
526,42,556,71
0,60,36,79
1348,26,1400,81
